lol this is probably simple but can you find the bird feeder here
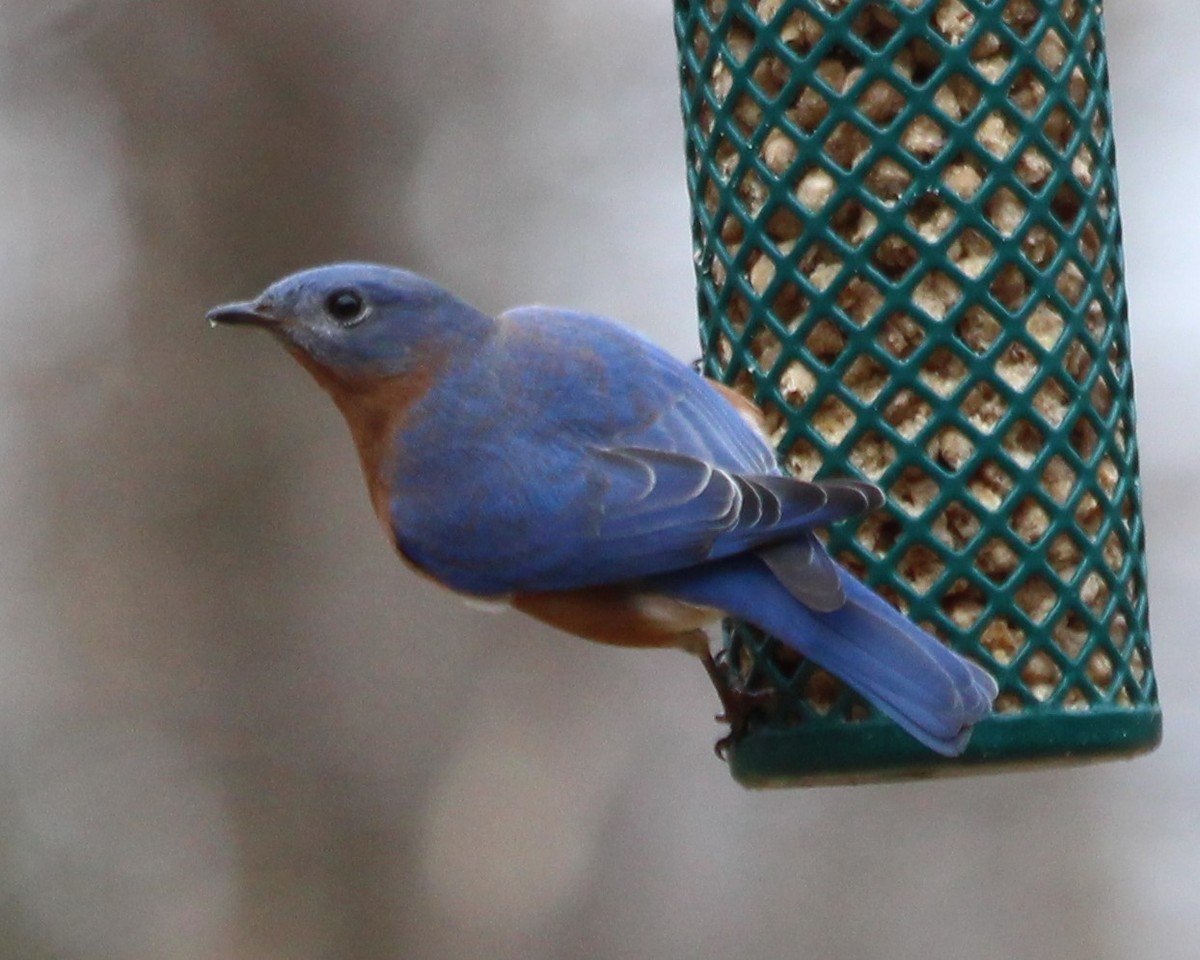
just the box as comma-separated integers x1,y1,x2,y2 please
673,0,1159,785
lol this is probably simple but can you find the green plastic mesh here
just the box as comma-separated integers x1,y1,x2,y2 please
673,0,1159,785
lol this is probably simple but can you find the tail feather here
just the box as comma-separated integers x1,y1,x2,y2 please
655,558,998,756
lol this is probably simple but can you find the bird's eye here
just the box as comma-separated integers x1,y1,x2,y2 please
324,289,367,325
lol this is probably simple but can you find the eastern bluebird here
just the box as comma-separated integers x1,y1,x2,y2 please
210,263,997,756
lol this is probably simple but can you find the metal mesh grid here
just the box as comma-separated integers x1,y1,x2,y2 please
673,0,1159,784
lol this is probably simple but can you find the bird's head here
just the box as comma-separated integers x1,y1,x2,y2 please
208,263,488,382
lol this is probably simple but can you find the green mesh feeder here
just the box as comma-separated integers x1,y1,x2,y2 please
673,0,1159,785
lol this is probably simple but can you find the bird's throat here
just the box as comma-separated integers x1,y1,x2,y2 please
287,349,437,540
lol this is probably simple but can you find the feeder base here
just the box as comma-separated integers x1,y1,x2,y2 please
726,708,1163,788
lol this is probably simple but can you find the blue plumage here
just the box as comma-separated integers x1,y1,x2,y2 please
655,560,998,755
210,264,998,756
390,304,870,595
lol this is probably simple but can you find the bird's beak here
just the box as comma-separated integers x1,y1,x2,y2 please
206,299,278,329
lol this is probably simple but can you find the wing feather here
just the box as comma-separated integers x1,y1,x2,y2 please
757,534,846,612
396,305,884,597
592,448,881,576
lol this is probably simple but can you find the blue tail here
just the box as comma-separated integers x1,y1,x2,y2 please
654,557,998,756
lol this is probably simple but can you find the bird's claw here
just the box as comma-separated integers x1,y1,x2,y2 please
714,730,735,761
701,650,779,761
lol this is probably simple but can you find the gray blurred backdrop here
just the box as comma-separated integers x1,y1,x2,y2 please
0,1,1193,958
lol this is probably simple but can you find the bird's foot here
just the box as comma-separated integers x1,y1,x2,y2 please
701,650,779,760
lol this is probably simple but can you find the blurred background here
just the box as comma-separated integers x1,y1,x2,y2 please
0,1,1193,957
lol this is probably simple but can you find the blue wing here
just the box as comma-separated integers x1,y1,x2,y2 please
588,447,880,604
390,306,880,598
